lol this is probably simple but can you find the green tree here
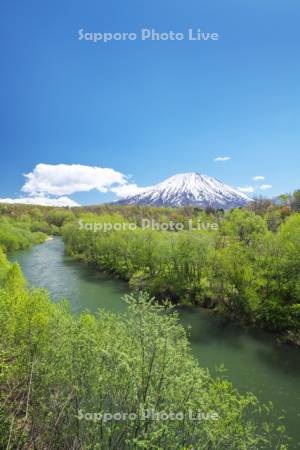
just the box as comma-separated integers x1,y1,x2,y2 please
291,190,300,211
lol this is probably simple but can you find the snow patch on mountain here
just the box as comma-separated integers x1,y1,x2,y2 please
116,172,250,209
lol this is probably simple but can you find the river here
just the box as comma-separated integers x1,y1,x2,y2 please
10,237,300,448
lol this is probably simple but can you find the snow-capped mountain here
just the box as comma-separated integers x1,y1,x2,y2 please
116,172,250,209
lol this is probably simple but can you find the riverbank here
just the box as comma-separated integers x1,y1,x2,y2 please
9,237,300,447
61,211,300,345
2,243,290,449
65,242,300,348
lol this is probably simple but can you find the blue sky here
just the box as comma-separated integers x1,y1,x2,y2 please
0,0,299,205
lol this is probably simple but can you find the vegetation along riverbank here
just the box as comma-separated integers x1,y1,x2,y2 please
1,198,300,345
0,237,290,448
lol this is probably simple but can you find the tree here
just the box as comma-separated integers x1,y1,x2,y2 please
291,190,300,211
278,194,290,206
221,209,268,245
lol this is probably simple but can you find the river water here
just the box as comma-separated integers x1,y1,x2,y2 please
10,237,300,448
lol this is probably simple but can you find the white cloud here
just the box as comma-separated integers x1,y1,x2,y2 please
111,183,149,198
253,176,265,181
259,184,272,191
22,163,127,196
0,195,80,207
214,156,231,162
3,163,145,205
237,186,255,193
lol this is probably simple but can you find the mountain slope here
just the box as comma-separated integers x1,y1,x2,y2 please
116,172,250,209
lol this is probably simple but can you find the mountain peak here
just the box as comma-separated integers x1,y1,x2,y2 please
116,172,250,209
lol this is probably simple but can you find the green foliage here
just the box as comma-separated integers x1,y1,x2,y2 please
0,216,47,252
291,190,300,211
0,253,289,449
45,208,75,227
0,201,299,334
62,208,300,335
221,208,268,244
0,247,9,284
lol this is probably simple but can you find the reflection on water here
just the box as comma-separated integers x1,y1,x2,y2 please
10,237,300,448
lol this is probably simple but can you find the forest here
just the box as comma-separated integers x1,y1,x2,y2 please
1,198,300,447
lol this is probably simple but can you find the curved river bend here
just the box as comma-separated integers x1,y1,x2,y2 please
10,237,300,448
